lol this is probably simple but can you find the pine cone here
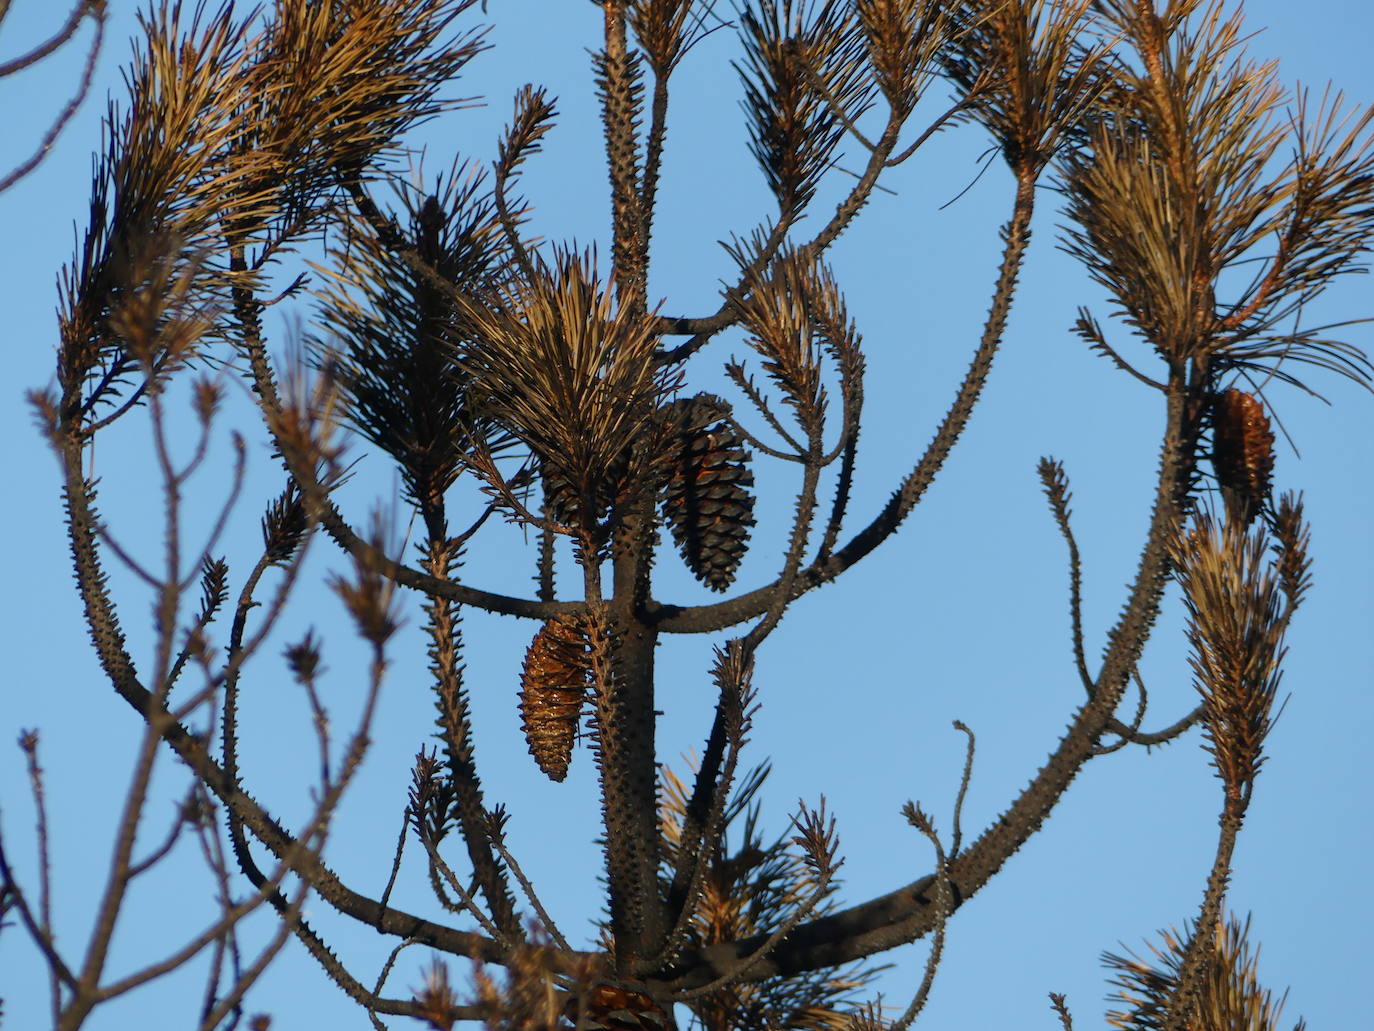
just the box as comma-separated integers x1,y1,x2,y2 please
518,618,592,781
540,456,627,530
1210,389,1275,528
661,396,756,591
562,983,669,1031
541,462,581,527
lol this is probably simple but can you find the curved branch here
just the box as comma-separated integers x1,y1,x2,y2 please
54,433,565,972
656,218,791,364
1121,701,1206,747
888,804,953,1031
661,379,1196,989
0,1,104,194
654,104,906,355
1038,457,1092,693
653,172,1039,634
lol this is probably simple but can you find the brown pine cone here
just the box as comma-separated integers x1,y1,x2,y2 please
518,617,592,781
562,982,669,1031
660,396,755,591
1210,389,1275,528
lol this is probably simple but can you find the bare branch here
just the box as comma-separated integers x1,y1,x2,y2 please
0,1,105,193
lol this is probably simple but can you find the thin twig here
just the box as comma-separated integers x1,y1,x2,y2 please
1093,670,1152,756
127,789,196,878
487,821,571,952
725,361,807,458
0,2,104,193
0,821,78,992
889,805,952,1031
1038,458,1092,694
421,835,509,946
949,721,976,858
20,732,61,1025
378,806,410,917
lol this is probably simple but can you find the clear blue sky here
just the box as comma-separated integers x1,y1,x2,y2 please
3,2,1371,1028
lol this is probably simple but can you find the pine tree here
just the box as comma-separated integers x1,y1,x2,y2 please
4,2,1372,1029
